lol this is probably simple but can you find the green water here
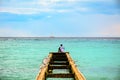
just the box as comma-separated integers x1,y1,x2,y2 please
0,37,120,80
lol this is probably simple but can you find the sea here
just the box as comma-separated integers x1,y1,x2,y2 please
0,37,120,80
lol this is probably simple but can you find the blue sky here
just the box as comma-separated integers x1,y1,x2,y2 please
0,0,120,37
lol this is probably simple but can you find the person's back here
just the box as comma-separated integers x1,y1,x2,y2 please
58,44,65,52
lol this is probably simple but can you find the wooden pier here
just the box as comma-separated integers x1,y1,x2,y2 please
36,52,86,80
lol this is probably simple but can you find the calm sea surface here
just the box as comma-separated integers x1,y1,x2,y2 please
0,37,120,80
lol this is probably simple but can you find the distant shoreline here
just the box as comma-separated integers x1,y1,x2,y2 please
0,37,120,39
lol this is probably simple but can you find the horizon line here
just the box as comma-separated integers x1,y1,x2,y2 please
0,36,120,38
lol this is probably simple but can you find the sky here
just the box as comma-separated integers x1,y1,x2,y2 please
0,0,120,37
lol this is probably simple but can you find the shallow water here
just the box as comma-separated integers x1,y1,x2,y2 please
0,37,120,80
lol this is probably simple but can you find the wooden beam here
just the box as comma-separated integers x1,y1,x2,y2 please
48,65,70,69
50,62,69,65
36,53,52,80
66,53,86,80
47,73,74,78
52,58,68,61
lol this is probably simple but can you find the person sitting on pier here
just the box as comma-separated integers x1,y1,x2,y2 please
58,44,65,52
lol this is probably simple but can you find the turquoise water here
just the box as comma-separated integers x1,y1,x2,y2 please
0,37,120,80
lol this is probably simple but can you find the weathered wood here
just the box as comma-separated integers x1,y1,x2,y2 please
52,58,68,61
52,52,66,54
50,62,69,65
52,56,67,59
66,53,86,80
48,65,70,69
36,52,86,80
47,73,74,78
36,53,52,80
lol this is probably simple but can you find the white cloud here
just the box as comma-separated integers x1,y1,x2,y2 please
101,24,120,37
0,0,91,14
56,9,71,13
47,15,52,18
0,0,116,14
0,8,38,14
75,7,89,12
0,27,32,37
0,7,55,14
93,14,120,37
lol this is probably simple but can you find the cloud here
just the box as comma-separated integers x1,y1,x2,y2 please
0,0,116,15
0,7,55,14
96,23,120,37
0,0,97,14
102,24,120,37
0,27,33,37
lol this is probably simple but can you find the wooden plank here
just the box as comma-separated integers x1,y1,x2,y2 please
66,53,86,80
36,53,53,80
47,73,74,78
36,52,86,80
50,62,69,65
52,58,68,61
52,52,66,54
52,56,67,58
48,65,70,69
